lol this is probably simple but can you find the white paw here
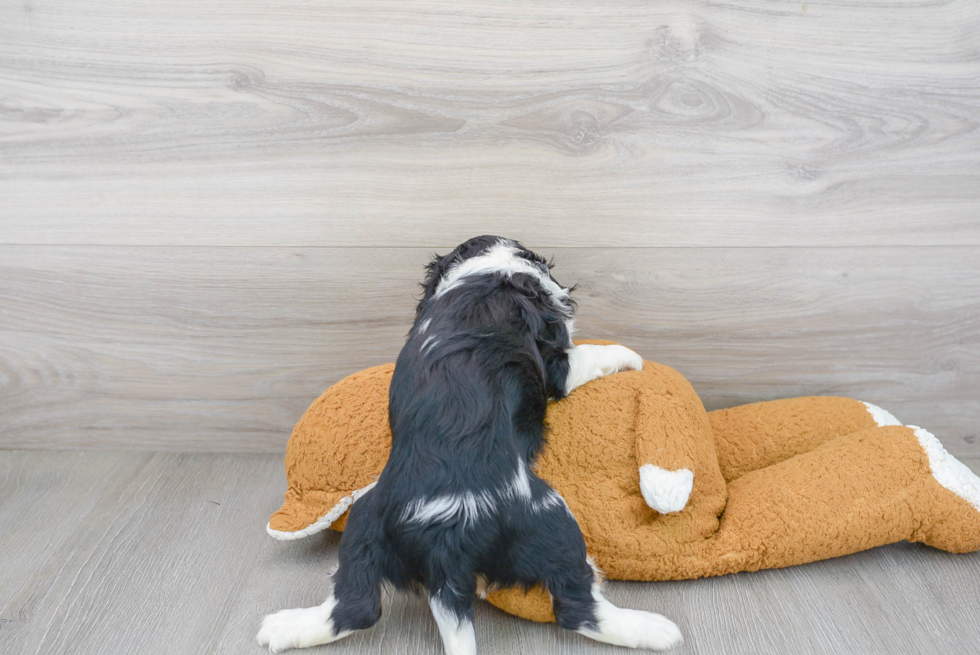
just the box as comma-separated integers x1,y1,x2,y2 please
256,598,347,653
566,344,644,394
623,610,684,651
639,465,694,514
580,584,683,651
598,345,644,376
582,603,683,651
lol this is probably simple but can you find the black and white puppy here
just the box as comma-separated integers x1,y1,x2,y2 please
258,236,682,653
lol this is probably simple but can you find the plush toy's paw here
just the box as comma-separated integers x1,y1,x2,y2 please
910,425,980,513
566,344,644,394
861,401,902,427
638,465,694,514
257,598,348,653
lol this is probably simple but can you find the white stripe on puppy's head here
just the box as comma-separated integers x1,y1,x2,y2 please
433,239,572,313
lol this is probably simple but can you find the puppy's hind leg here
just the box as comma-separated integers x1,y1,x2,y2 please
257,492,385,653
425,559,478,655
572,580,683,651
546,554,681,651
256,593,353,654
512,499,682,651
428,588,477,655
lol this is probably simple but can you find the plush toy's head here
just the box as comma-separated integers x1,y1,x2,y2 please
268,341,729,620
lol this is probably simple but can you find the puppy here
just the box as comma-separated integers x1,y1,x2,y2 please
258,236,682,653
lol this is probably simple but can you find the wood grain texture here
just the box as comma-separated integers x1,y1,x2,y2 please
2,450,979,655
871,541,980,654
2,245,978,455
1,0,979,247
0,450,141,616
0,450,286,655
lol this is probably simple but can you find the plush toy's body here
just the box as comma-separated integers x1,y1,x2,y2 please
269,342,980,623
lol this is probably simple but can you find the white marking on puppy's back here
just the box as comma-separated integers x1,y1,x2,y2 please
531,489,570,514
505,459,533,501
402,491,495,525
417,318,432,334
421,335,439,354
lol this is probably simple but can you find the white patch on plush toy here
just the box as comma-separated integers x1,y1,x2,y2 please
565,344,644,395
266,482,377,541
639,465,694,514
257,593,351,652
429,594,477,655
576,581,683,650
911,426,980,513
862,401,902,427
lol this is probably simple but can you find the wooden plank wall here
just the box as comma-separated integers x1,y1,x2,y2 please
1,0,978,454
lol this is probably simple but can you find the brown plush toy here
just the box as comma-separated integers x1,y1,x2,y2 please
268,341,980,623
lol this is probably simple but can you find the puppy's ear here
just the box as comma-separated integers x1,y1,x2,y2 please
416,250,458,315
415,235,503,317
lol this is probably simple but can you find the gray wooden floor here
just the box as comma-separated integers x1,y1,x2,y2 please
3,449,979,655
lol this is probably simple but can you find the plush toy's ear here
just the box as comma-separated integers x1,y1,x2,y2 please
635,390,698,514
266,364,394,540
268,483,376,539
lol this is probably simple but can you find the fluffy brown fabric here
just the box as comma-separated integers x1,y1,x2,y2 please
269,364,394,535
269,341,980,622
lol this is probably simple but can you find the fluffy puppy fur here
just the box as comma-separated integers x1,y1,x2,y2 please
258,236,682,654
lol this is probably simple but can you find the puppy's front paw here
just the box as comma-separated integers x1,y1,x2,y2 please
599,345,644,375
566,344,646,394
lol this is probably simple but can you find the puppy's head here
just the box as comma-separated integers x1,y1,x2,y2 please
417,236,566,316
